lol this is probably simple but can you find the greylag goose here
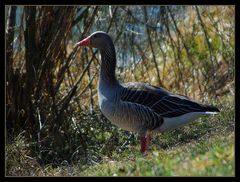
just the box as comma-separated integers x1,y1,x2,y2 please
76,31,220,154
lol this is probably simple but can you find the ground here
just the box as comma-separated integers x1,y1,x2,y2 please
6,93,234,176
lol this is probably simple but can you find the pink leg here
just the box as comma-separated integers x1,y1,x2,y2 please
146,134,151,147
140,134,152,153
140,136,147,153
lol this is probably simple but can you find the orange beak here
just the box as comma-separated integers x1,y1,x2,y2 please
75,37,91,47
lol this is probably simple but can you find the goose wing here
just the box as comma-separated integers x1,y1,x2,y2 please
120,82,214,118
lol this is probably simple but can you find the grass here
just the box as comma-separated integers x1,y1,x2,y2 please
6,93,234,176
78,133,234,176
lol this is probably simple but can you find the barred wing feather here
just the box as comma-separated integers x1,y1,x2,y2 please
120,82,217,118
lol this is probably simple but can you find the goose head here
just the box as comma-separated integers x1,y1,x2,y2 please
76,31,113,49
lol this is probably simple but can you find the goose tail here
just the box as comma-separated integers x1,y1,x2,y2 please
204,105,220,115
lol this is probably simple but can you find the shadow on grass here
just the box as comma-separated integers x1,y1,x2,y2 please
153,113,234,150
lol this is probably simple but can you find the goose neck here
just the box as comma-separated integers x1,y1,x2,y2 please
99,44,118,85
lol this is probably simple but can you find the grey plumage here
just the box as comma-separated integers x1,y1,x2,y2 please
76,31,220,144
120,82,219,118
